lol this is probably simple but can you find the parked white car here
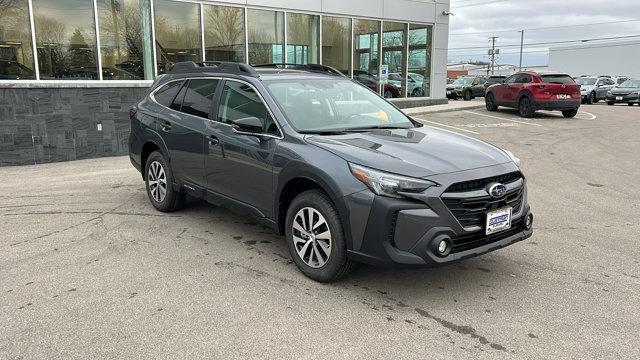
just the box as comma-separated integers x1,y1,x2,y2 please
388,72,426,97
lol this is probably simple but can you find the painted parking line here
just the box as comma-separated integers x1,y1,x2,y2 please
463,111,543,127
418,119,480,134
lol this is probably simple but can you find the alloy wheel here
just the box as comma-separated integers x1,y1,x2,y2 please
292,207,332,268
148,161,167,203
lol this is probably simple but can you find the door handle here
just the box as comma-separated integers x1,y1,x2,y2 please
208,135,219,146
160,121,172,131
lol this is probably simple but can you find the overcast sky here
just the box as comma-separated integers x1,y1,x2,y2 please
447,0,640,66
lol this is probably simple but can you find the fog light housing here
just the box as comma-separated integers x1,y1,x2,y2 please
525,213,534,230
431,235,452,257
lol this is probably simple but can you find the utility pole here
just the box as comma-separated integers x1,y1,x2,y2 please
489,36,498,75
518,30,524,71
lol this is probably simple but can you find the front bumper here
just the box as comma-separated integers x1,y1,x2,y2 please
606,94,640,104
344,163,533,266
446,89,462,98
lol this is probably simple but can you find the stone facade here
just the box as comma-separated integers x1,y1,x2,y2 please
0,86,148,166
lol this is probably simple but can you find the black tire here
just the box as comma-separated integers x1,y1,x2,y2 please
384,90,394,98
607,102,615,106
518,97,535,118
412,88,424,97
144,151,186,212
562,109,578,118
628,103,635,106
285,190,355,282
590,92,599,104
485,93,498,111
463,90,472,101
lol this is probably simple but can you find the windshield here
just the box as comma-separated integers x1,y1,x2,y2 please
618,79,640,88
265,79,414,133
487,77,505,84
576,77,597,86
453,77,473,85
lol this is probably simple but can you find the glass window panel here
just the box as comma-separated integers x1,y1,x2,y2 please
98,0,153,80
33,0,99,79
321,16,349,75
408,24,432,97
218,80,278,136
383,22,407,98
353,19,380,94
203,5,245,63
0,0,35,79
154,80,184,107
247,8,284,65
170,81,187,111
181,79,219,118
154,0,201,75
286,12,318,65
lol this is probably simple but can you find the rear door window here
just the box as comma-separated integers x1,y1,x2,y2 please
540,75,575,84
217,80,279,136
181,79,220,118
154,81,184,107
170,82,188,111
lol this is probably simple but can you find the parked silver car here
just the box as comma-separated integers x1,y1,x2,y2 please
576,76,616,104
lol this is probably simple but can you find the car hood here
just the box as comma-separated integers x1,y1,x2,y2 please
305,126,512,178
611,87,639,95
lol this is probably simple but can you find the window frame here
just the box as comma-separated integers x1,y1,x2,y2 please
216,78,283,139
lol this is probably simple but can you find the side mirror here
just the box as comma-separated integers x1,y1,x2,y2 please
232,116,263,135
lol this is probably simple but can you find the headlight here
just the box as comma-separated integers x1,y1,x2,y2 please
349,163,437,198
502,149,521,167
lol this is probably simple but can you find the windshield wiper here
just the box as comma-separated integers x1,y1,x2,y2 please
341,125,413,132
298,130,348,135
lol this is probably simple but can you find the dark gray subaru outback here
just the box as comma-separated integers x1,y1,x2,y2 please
128,61,533,282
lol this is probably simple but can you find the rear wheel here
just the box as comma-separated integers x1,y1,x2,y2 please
463,90,472,101
485,93,498,111
285,190,355,282
145,151,186,212
590,92,597,104
562,109,578,118
518,97,535,118
607,102,615,106
384,89,394,98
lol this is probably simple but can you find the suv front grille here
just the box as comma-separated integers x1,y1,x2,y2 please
451,218,524,254
441,173,524,228
445,172,521,193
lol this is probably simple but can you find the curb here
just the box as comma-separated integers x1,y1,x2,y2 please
404,104,485,116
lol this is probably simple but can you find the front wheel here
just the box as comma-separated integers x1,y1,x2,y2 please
589,92,597,104
485,93,498,111
607,102,615,106
285,190,355,282
384,90,394,98
628,103,635,106
463,90,472,101
562,109,578,118
145,151,186,212
518,97,535,118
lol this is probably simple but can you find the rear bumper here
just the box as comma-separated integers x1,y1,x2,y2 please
531,99,580,111
344,163,533,267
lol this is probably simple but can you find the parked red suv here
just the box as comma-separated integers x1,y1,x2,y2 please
484,71,581,118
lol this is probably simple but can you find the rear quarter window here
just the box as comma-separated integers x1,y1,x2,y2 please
153,81,184,107
540,75,575,84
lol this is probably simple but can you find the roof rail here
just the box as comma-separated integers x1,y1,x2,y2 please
252,63,347,77
168,61,259,77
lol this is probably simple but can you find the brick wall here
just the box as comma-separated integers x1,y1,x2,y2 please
0,86,149,166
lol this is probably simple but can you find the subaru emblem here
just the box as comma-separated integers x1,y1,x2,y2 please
488,183,507,198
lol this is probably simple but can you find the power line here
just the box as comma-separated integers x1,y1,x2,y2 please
449,19,640,36
448,34,640,51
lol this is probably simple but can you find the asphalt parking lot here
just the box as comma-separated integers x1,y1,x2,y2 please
1,103,639,359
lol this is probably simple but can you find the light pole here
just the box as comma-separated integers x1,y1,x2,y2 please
518,30,524,71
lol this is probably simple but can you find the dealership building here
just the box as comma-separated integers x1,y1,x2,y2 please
0,0,450,166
